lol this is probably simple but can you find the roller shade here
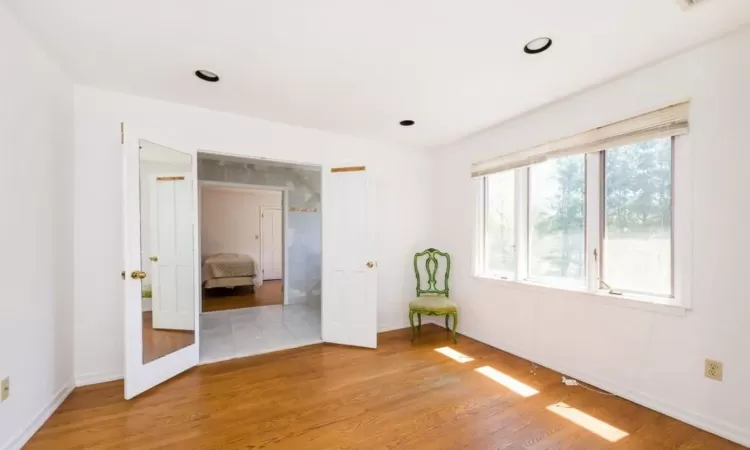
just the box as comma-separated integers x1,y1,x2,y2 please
471,101,690,178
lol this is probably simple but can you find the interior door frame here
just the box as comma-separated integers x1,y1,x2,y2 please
122,124,201,399
197,180,289,309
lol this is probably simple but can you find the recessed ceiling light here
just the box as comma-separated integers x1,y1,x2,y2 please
400,120,415,126
523,37,552,55
195,69,220,82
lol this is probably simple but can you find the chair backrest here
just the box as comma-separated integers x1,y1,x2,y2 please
414,248,450,297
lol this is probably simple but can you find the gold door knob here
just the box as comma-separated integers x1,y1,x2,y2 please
130,271,147,280
149,256,158,262
366,261,375,268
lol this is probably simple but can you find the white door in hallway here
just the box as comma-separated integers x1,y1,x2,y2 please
322,166,378,349
122,125,199,400
149,173,195,331
261,207,283,280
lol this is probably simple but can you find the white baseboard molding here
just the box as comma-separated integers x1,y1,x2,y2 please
446,324,750,447
75,372,123,387
4,382,74,450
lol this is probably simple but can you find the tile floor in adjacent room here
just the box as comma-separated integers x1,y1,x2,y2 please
199,302,321,363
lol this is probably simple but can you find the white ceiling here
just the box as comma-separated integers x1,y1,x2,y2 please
5,0,750,147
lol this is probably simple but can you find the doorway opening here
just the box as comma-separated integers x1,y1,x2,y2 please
197,152,322,363
200,185,284,312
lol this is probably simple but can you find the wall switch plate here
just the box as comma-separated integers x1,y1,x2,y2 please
1,377,9,401
705,359,723,381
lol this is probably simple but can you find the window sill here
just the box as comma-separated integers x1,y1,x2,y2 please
472,274,690,316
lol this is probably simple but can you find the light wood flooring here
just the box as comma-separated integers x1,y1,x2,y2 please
27,325,741,449
202,280,283,312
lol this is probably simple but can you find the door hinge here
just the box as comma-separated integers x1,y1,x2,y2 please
120,122,124,144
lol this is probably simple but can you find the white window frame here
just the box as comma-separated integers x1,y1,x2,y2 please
474,136,692,313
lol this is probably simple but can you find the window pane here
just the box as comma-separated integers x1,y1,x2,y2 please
484,171,515,277
603,138,672,296
528,155,586,287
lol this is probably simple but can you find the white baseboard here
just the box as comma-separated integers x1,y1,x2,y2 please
447,324,750,447
4,382,74,450
75,372,123,387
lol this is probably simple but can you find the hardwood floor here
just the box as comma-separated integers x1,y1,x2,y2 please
202,280,283,312
142,311,194,364
28,325,741,449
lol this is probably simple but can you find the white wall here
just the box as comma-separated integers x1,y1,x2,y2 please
433,27,750,446
73,85,432,384
0,4,74,449
200,187,282,266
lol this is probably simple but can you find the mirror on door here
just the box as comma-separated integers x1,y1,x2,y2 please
139,140,196,364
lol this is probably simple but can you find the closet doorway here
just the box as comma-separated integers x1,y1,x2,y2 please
197,153,322,363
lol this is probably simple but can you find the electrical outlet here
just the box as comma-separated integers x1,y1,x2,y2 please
705,359,723,381
1,377,9,401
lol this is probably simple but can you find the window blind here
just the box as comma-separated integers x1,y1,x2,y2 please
471,101,690,178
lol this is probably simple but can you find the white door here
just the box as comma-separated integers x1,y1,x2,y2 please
123,126,199,400
261,207,283,280
322,166,378,348
149,174,195,330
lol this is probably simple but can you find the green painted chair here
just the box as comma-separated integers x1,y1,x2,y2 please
409,248,458,343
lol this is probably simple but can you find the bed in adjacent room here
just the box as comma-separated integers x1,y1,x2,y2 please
202,253,257,291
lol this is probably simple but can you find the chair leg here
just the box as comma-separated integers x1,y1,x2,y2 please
444,314,449,330
451,312,459,344
409,310,415,342
417,313,422,332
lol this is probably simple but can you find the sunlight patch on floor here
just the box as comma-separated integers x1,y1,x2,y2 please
434,347,474,363
546,402,629,442
475,366,539,397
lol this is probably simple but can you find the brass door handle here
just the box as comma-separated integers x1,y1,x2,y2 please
366,261,375,268
149,256,158,262
130,271,146,280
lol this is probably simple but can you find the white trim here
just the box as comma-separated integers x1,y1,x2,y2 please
74,372,124,387
444,324,749,447
3,382,74,450
585,152,601,293
198,180,291,307
473,178,485,277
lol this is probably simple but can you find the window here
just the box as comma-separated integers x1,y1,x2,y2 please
482,170,515,278
528,155,586,288
602,138,672,296
477,137,676,302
